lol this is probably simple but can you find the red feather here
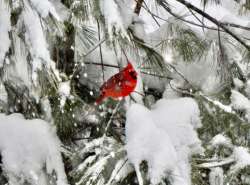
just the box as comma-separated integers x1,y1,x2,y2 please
96,62,137,104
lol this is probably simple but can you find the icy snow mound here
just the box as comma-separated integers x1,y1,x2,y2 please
210,134,232,148
126,104,178,185
231,90,250,122
151,98,203,154
125,98,203,185
230,146,250,173
30,0,60,19
0,113,68,185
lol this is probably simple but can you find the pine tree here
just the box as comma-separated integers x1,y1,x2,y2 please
1,0,250,185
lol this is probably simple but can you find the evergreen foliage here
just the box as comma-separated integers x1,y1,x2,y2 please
1,0,250,185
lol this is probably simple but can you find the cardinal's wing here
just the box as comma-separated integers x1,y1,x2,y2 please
100,72,125,91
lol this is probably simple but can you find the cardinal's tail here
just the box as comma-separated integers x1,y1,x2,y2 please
95,94,105,105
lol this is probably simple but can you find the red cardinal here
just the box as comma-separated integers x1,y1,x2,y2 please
96,62,137,104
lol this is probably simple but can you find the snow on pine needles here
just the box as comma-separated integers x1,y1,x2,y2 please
230,90,250,122
125,97,203,185
0,113,68,185
0,0,11,68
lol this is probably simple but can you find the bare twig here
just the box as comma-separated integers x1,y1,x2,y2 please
83,38,106,57
188,8,205,28
97,19,105,81
103,101,122,136
108,158,129,184
142,1,160,26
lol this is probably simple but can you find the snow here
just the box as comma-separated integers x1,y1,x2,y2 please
126,103,178,185
0,113,68,185
163,80,182,99
210,134,232,148
0,82,7,105
29,0,60,20
0,1,11,67
59,81,71,107
198,157,235,169
142,0,250,34
22,4,52,83
230,90,250,122
23,7,50,64
50,0,70,21
203,95,232,113
151,98,202,129
209,167,224,185
125,97,203,185
19,0,61,86
230,146,250,173
233,78,244,90
41,97,53,122
5,32,32,87
130,16,146,40
99,0,133,40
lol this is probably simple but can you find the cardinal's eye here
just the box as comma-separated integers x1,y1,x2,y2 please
129,71,137,79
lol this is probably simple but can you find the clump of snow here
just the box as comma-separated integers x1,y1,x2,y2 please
99,0,133,40
209,167,224,185
126,103,177,185
130,16,146,40
50,0,70,21
30,0,60,20
210,134,232,148
41,97,53,122
59,81,71,108
126,97,203,185
22,4,53,84
0,1,11,67
0,113,68,185
230,146,250,173
233,78,244,90
230,90,250,122
163,80,182,99
204,95,232,113
5,32,32,86
151,98,202,129
23,7,50,64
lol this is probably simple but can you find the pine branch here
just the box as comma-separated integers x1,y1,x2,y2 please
84,62,173,79
223,22,250,31
196,157,234,169
173,0,250,50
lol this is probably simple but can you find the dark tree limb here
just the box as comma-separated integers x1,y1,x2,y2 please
134,0,144,15
144,4,250,34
